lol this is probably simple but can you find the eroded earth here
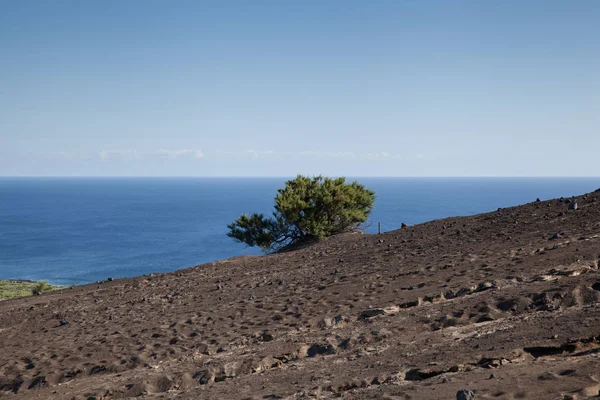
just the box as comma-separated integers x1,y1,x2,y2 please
2,191,600,399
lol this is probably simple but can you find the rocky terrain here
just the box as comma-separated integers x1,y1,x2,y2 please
1,190,600,399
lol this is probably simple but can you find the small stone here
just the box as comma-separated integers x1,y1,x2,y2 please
107,277,114,282
568,199,578,210
357,308,385,320
401,222,408,228
549,233,562,240
476,281,495,292
457,389,475,400
536,198,541,202
59,319,69,326
306,343,336,357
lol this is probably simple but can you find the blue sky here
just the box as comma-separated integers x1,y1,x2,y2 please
1,1,598,177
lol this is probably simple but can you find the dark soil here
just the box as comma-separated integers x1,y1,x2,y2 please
2,191,600,399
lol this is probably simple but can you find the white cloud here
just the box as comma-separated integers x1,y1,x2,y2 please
97,149,204,160
98,150,139,160
363,152,390,160
300,151,357,159
300,151,393,160
217,150,282,160
156,149,204,159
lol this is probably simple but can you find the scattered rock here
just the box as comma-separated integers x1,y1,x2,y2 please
455,287,475,297
306,343,336,357
124,382,147,397
28,375,47,389
401,222,408,228
476,315,494,323
475,281,495,292
259,331,274,342
568,199,578,210
457,389,475,400
358,308,385,320
400,298,422,308
89,365,107,375
0,377,24,393
154,376,174,392
194,369,215,385
550,233,562,240
59,319,69,326
338,337,356,350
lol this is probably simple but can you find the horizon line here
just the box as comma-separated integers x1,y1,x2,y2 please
1,176,599,179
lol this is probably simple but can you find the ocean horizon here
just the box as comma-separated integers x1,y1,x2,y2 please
1,176,598,286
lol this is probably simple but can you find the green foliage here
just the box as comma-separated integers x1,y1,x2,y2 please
0,280,63,300
31,280,50,296
226,213,286,251
227,175,375,252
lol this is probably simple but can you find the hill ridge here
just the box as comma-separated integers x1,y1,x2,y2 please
1,190,600,399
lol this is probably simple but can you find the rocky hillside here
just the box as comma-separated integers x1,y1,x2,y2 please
1,190,600,399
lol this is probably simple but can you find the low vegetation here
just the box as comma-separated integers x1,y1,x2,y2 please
0,280,63,300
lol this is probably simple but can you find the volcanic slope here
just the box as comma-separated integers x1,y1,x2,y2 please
2,191,600,399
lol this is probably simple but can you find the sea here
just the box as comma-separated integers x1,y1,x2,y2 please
0,177,598,286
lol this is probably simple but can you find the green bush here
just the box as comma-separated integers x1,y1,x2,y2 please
31,281,50,296
227,175,375,252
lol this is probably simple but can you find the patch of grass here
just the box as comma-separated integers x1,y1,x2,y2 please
0,280,64,301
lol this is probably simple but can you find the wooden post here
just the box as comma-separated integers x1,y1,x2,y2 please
378,222,381,234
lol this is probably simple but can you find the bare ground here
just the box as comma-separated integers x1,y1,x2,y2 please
2,190,600,399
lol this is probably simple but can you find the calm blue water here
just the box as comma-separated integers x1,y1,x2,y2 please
0,177,597,285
